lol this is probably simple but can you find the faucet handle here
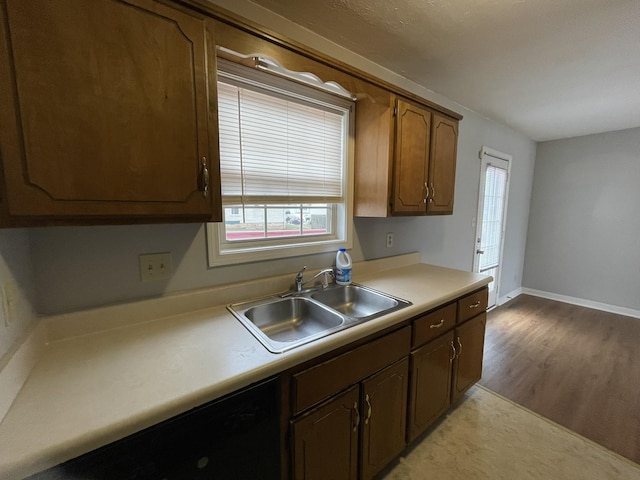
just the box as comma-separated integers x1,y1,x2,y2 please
296,265,307,281
294,266,307,291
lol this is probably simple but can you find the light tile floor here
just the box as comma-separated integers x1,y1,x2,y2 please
383,386,640,480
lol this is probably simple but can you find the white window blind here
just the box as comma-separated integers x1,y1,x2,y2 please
217,76,347,206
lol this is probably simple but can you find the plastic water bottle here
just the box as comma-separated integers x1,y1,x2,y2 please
335,248,352,285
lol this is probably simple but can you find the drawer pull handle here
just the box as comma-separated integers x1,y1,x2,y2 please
364,394,372,424
430,319,445,329
353,402,360,431
469,300,481,309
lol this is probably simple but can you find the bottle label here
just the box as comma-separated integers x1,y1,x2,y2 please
335,267,352,284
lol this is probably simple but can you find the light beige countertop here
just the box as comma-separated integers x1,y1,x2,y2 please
0,254,490,479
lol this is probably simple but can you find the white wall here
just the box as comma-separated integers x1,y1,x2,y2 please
523,127,640,310
0,230,37,360
23,0,535,318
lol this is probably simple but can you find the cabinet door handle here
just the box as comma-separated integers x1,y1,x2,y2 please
200,156,209,198
429,182,435,203
364,394,372,424
353,401,360,432
424,182,429,204
469,300,481,309
449,341,456,362
456,337,463,358
430,319,445,329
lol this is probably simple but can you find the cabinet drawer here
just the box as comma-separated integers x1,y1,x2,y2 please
457,288,488,323
292,327,411,414
412,303,456,348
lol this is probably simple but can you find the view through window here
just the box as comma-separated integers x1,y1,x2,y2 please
207,57,354,266
223,204,332,241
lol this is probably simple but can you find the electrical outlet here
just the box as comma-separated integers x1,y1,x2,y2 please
139,252,172,282
386,232,394,248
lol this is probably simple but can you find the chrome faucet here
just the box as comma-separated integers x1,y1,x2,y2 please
294,266,307,292
294,266,335,292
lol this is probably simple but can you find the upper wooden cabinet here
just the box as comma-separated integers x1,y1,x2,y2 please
427,113,458,214
392,99,432,214
354,95,459,217
0,0,222,226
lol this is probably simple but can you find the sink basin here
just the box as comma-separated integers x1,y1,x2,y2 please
311,284,399,318
228,283,411,353
230,297,345,353
245,297,343,344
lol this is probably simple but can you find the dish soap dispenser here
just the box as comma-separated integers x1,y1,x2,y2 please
335,247,352,285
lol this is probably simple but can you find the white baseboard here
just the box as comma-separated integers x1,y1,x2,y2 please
497,288,522,306
521,288,640,319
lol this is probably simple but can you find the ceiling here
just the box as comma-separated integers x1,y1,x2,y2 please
248,0,640,141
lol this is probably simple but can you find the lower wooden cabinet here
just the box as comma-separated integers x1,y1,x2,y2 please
408,331,455,441
292,386,359,480
360,358,409,480
451,313,487,403
288,288,487,479
291,358,409,480
408,288,488,441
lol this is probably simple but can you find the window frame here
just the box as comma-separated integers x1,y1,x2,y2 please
206,57,354,267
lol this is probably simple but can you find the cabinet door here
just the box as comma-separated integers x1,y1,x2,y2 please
392,99,431,215
360,358,409,480
408,331,455,442
292,386,359,480
426,113,458,214
0,0,221,224
451,313,487,403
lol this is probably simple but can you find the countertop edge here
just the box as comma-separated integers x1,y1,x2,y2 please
0,260,491,479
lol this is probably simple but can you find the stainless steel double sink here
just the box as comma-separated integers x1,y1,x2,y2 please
228,284,411,353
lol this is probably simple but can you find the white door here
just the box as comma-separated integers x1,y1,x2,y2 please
473,147,511,309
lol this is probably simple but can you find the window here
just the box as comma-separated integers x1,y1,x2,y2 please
207,57,354,266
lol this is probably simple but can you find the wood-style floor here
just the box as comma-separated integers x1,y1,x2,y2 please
480,294,640,465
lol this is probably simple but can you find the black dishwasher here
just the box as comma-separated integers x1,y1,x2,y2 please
28,376,281,480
